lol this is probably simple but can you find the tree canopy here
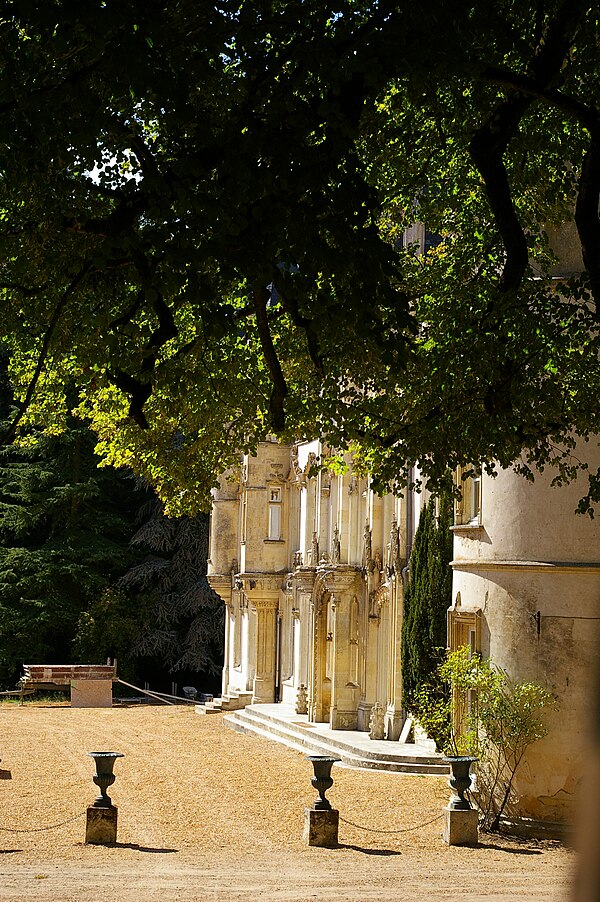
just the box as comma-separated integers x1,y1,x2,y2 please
1,1,599,513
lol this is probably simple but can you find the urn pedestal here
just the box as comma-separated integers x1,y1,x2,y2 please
303,808,339,848
304,755,341,847
86,805,118,844
85,752,124,845
442,756,478,846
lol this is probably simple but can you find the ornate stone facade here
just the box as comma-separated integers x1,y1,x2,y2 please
207,439,419,737
208,435,600,832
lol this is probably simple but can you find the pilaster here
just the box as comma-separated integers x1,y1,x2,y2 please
385,575,404,740
323,566,362,730
242,574,282,704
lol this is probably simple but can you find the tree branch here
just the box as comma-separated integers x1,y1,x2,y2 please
575,129,600,317
110,370,152,429
275,279,325,377
482,66,599,131
0,261,94,443
253,283,288,431
470,0,588,294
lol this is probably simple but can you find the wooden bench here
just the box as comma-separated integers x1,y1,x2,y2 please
20,664,117,707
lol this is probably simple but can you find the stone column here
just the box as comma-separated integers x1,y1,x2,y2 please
292,569,316,702
207,576,233,696
244,576,281,704
328,567,361,730
358,584,382,731
385,575,404,741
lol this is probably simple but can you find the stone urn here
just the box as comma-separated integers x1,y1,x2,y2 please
306,755,340,810
88,752,124,808
443,756,477,810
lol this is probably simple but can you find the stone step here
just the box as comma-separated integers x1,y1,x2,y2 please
224,707,449,776
227,690,253,703
242,705,444,766
195,691,253,716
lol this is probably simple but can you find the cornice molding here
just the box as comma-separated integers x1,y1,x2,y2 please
239,572,285,597
451,559,600,574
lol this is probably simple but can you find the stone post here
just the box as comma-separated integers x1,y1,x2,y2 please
86,806,118,844
303,808,339,847
442,807,479,846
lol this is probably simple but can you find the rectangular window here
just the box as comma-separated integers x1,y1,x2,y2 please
268,486,282,539
454,467,482,526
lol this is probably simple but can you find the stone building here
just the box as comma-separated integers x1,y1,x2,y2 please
207,440,426,739
208,442,600,830
207,222,600,832
450,448,600,826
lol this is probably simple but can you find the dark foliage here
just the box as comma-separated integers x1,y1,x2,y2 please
401,493,453,709
119,496,224,676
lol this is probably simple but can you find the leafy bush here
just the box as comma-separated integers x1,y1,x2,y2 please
414,646,556,830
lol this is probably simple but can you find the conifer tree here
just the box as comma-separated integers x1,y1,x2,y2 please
401,494,453,709
118,496,223,676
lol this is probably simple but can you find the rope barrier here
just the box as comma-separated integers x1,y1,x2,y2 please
339,811,444,834
0,811,87,833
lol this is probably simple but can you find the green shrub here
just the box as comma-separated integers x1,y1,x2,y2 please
414,646,556,831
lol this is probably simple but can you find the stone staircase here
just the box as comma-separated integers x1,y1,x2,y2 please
224,703,449,775
195,689,253,715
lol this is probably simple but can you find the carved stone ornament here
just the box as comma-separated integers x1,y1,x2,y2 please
321,469,331,496
389,514,400,571
331,526,341,565
369,584,388,619
348,475,358,496
369,703,385,740
295,683,308,715
368,591,379,620
305,452,318,476
290,443,300,475
310,532,319,565
293,550,304,568
362,519,374,572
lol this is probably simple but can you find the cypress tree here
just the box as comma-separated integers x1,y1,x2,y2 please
401,493,453,709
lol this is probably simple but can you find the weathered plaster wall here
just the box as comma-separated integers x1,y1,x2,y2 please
452,442,600,826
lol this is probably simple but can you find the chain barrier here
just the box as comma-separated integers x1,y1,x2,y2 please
0,810,87,833
339,811,444,834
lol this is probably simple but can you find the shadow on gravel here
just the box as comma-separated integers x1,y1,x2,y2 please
110,843,178,854
0,849,22,854
338,845,401,856
0,769,12,779
478,843,542,855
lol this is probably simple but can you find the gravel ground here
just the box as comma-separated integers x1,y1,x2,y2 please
0,702,574,901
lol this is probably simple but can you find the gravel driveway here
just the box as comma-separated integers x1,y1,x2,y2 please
0,703,574,901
